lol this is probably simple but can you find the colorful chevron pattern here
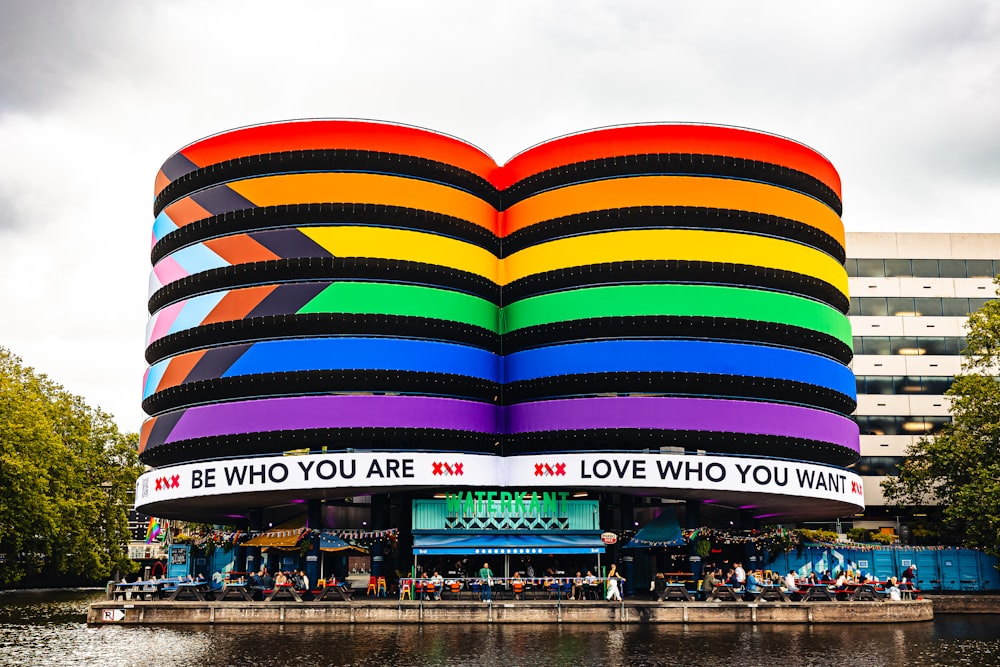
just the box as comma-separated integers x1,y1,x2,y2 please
142,120,858,469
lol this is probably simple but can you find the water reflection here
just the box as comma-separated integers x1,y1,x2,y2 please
2,590,999,666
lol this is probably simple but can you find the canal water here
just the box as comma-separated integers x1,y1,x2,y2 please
2,589,999,666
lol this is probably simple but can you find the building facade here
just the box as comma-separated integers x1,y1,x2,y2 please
847,232,1000,530
135,120,866,580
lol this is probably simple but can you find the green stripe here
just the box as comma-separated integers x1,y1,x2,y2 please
501,284,851,345
299,282,498,333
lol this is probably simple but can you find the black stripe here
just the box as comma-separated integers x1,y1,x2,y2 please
502,206,845,264
152,203,500,264
503,429,859,467
148,257,501,314
503,316,852,364
502,372,855,415
502,152,842,216
146,314,499,365
502,260,849,315
139,427,502,467
143,370,500,415
154,149,500,217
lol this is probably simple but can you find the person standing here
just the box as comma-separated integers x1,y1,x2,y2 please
606,564,623,601
479,562,494,602
734,562,746,589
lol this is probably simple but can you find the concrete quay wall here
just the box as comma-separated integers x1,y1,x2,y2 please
925,595,999,614
87,600,933,626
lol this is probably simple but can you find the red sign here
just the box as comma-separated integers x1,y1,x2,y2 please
601,531,617,545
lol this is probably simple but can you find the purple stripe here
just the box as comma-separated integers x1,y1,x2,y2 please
505,397,859,452
160,152,199,182
190,185,255,216
163,395,498,443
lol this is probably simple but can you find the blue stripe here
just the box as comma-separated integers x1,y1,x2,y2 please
222,337,500,380
504,340,855,397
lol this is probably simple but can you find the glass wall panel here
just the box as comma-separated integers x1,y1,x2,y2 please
941,298,971,316
856,259,885,277
860,337,892,355
887,297,916,316
910,259,939,277
966,260,996,278
883,259,912,277
913,297,942,317
860,298,889,316
938,259,966,278
918,337,948,355
890,337,919,355
920,376,954,394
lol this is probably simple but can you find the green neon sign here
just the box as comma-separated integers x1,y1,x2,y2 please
445,491,570,518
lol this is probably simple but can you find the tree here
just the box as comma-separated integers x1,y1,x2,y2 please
882,279,1000,557
0,348,143,585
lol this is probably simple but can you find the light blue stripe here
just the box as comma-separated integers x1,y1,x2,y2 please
165,243,227,276
167,292,228,336
152,210,179,243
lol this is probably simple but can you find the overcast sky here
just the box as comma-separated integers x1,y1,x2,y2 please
1,0,998,432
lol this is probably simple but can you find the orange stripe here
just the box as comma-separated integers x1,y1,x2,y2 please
502,175,844,247
139,418,156,454
203,235,282,265
155,349,207,394
203,285,278,325
162,197,214,229
498,125,841,198
154,170,170,197
228,173,497,232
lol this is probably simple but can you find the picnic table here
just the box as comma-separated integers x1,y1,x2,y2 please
265,583,303,602
658,583,692,601
313,582,354,601
215,581,254,601
795,584,834,601
746,585,789,602
706,584,741,602
111,581,167,601
835,583,880,601
166,581,213,601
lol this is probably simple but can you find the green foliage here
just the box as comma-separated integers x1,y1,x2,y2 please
846,528,868,543
694,538,711,558
882,279,1000,557
793,528,839,544
869,532,897,545
0,347,143,585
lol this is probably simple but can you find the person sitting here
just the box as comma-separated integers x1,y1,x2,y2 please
583,570,598,599
572,572,585,600
744,571,762,599
511,572,525,600
210,571,224,591
274,571,288,587
888,577,902,601
430,571,444,600
784,571,797,592
699,569,717,601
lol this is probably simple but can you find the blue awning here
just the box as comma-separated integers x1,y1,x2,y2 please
625,511,685,548
319,534,369,554
413,533,605,555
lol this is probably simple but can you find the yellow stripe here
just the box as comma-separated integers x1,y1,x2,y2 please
301,226,499,281
228,173,497,231
503,175,844,248
500,229,848,296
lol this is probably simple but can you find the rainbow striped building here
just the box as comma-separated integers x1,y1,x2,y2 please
135,121,863,576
